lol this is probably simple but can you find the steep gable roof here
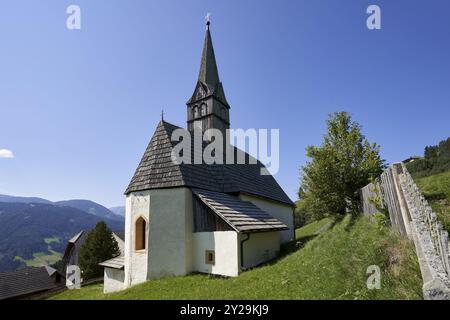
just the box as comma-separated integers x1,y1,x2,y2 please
126,121,185,191
125,121,293,206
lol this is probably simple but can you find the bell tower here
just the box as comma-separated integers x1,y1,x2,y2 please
187,16,230,140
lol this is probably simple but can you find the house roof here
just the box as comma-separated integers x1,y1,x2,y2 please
44,265,58,277
192,189,288,233
62,230,87,263
68,230,84,243
99,256,125,270
63,230,124,265
0,266,58,300
113,231,125,241
125,120,294,206
402,156,422,163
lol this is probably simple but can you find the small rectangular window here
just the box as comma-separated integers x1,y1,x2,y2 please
205,250,215,265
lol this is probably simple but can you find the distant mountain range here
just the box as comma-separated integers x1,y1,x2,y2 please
55,199,124,221
0,195,124,221
0,195,125,272
109,206,125,217
0,194,52,204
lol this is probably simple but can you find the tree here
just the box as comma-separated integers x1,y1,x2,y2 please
407,137,450,177
78,221,120,279
299,112,385,220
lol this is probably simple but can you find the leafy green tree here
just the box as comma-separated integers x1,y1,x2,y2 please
299,112,386,220
78,221,120,279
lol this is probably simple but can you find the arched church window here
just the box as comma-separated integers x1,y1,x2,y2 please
200,104,207,116
135,216,147,251
193,106,199,118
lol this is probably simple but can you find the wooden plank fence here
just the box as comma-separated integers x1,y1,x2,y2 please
359,163,450,300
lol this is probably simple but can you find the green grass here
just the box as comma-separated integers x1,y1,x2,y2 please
14,250,62,267
49,216,422,300
415,170,450,233
295,217,334,240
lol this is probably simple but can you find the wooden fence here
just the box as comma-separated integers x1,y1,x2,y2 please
359,163,450,300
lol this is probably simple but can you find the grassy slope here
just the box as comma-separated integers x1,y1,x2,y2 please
415,170,450,233
295,217,334,240
50,216,422,300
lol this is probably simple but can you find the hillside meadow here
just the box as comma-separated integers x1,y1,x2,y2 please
50,215,422,300
416,170,450,233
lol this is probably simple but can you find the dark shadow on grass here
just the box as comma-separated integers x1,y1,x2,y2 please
241,235,319,272
315,218,338,235
281,235,317,256
242,218,341,272
343,214,358,232
285,217,340,256
423,192,447,201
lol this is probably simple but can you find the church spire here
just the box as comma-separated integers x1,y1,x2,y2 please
186,15,230,139
198,15,220,86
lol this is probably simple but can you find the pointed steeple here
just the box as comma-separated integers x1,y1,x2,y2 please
198,25,220,86
186,15,230,139
187,15,228,106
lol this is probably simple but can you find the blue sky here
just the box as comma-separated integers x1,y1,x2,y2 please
0,0,449,207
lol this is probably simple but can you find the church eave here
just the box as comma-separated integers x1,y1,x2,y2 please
186,89,230,108
186,113,230,126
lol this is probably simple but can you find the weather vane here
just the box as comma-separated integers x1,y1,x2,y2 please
205,12,211,29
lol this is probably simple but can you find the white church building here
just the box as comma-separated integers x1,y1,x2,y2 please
100,20,294,294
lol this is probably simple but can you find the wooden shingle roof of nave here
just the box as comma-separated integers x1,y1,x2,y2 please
125,120,294,206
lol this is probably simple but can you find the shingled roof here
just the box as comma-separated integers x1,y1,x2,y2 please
187,25,229,107
125,120,293,206
0,267,59,300
99,256,125,270
192,189,288,232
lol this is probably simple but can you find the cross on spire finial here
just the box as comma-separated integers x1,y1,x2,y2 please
205,12,211,29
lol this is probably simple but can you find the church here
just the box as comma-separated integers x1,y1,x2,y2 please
100,19,295,294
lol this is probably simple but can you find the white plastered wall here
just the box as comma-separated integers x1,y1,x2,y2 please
105,188,193,288
239,194,294,243
124,191,150,287
107,188,193,291
192,231,239,277
147,187,193,279
121,188,194,288
104,268,125,294
240,231,280,269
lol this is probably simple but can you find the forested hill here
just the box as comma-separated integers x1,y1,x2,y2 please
406,137,450,178
0,202,124,272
